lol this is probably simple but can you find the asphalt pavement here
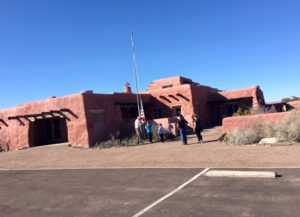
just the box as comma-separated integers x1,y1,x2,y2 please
0,168,300,217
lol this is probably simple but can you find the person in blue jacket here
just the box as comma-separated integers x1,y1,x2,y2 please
145,121,153,143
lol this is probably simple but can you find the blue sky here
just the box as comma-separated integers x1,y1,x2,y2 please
0,0,299,109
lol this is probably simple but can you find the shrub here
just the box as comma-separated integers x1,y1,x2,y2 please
0,132,9,152
151,122,160,141
224,111,300,145
250,105,277,115
282,96,300,103
276,110,300,142
233,107,250,116
224,120,265,145
264,120,278,138
93,130,155,149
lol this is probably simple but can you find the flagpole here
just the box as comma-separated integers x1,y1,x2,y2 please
131,32,142,117
131,32,146,142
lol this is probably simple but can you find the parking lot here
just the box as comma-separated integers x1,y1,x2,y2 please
1,168,300,217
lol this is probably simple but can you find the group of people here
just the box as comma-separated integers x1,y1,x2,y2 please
134,113,204,145
135,118,174,144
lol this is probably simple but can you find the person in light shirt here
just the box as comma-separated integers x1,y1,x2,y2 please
134,116,143,144
158,123,165,142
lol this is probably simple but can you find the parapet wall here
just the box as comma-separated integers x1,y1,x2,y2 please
222,112,288,133
288,100,300,110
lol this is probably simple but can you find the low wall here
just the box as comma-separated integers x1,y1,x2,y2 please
288,100,300,110
153,117,179,136
222,112,288,133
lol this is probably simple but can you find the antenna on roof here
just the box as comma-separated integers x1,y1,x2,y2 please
131,32,145,122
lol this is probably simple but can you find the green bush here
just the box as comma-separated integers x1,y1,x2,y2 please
233,107,250,116
282,96,300,103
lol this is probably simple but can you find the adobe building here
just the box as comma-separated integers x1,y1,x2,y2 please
0,76,266,151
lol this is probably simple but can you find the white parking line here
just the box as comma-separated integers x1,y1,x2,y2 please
132,167,210,217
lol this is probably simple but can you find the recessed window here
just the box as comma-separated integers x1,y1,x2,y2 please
162,84,173,89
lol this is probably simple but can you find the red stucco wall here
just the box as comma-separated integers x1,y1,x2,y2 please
222,112,288,133
0,94,89,150
190,84,220,127
145,84,194,125
82,92,153,146
0,76,271,151
288,100,300,110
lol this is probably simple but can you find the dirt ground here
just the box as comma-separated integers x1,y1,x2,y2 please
1,127,300,170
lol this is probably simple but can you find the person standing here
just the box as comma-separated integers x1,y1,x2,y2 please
193,114,204,143
177,114,188,145
134,116,143,144
158,123,165,142
145,121,153,143
168,124,174,140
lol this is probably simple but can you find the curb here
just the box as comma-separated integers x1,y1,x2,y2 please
205,170,277,178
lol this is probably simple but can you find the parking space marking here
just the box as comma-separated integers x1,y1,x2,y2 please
132,167,210,217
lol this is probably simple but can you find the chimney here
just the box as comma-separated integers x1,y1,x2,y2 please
124,83,132,93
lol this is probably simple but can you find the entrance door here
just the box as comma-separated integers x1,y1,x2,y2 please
173,106,182,116
29,117,68,146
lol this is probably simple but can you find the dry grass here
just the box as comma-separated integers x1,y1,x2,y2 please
0,131,9,152
94,131,140,149
224,120,265,145
224,110,300,145
276,110,300,142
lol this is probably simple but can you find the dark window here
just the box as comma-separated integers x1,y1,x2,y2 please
162,84,173,89
120,107,139,120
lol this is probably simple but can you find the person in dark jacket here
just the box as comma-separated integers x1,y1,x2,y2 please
177,114,188,145
193,114,203,143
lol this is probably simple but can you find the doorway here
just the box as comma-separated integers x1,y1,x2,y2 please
172,106,182,116
29,117,68,146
